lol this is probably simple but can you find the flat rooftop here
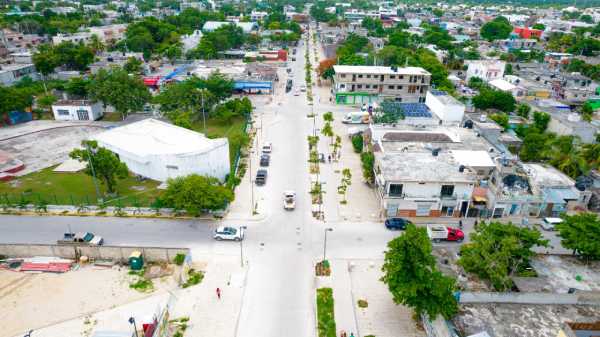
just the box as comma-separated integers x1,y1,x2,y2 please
454,304,600,337
375,151,478,183
333,65,430,76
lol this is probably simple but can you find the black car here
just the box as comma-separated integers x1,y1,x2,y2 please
255,169,267,185
286,79,293,92
260,154,270,167
384,217,412,230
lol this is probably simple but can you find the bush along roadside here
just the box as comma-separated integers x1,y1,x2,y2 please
316,287,336,337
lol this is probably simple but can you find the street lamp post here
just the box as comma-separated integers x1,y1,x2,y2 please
240,226,247,267
24,330,33,337
128,317,139,337
85,143,101,203
323,228,333,262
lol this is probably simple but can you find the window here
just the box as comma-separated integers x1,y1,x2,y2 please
388,85,394,89
57,109,69,116
358,74,363,78
398,86,403,90
372,85,378,89
399,75,404,79
341,74,346,78
340,84,346,89
357,84,362,89
408,86,417,94
366,75,371,78
389,184,403,197
365,85,370,89
395,97,402,102
441,185,454,197
390,75,396,79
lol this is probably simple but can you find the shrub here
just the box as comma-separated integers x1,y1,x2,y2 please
357,299,368,308
351,134,363,153
360,152,375,183
174,253,186,266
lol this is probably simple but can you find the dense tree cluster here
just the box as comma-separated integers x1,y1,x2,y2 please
480,16,513,41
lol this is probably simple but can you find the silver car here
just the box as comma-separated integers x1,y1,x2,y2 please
214,226,245,241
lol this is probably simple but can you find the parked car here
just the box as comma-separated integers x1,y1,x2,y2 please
214,226,244,241
384,217,412,230
255,169,267,185
262,142,272,153
58,232,104,246
300,85,306,92
286,68,292,73
283,190,296,210
427,224,464,243
294,89,301,96
286,79,293,92
292,57,296,61
540,217,563,231
260,154,270,166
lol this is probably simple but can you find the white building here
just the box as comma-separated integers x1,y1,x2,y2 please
425,90,465,124
88,24,127,43
466,60,506,82
202,21,258,34
52,32,92,45
0,63,38,85
181,30,202,52
250,10,268,21
93,119,230,182
51,100,104,121
489,78,524,97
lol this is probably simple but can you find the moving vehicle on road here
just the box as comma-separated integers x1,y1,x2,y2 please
214,226,244,241
540,217,563,231
58,232,104,246
384,217,412,230
283,191,296,210
342,111,370,124
255,169,267,185
262,142,272,153
260,154,270,167
426,224,464,243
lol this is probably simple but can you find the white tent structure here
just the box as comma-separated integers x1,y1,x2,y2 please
93,119,230,182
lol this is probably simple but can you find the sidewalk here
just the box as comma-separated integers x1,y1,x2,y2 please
330,260,359,337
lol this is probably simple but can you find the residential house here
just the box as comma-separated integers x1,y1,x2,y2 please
0,63,38,85
51,100,103,121
523,163,581,217
425,90,465,125
466,60,506,82
513,26,543,39
332,65,431,105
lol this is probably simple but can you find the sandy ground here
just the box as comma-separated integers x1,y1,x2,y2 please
0,266,177,337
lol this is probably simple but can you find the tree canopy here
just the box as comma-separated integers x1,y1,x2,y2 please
161,174,234,215
472,87,516,112
556,213,600,260
480,16,513,41
458,222,548,291
381,224,458,319
69,140,129,194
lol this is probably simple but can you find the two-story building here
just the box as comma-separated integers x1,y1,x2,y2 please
332,65,431,105
465,60,506,82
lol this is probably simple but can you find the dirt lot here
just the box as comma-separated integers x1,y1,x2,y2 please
0,266,178,337
531,255,600,292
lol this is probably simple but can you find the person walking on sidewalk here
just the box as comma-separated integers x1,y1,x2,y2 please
216,287,221,300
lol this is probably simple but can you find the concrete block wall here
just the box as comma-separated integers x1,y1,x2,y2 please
0,244,189,263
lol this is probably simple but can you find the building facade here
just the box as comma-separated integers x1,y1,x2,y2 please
332,65,431,105
51,100,104,121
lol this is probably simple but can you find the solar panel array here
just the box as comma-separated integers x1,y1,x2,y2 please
399,103,432,118
375,101,432,123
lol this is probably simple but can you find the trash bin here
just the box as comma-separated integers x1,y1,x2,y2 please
129,251,144,270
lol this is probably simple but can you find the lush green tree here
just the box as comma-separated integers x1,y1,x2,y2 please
321,122,334,144
0,86,34,116
580,14,594,24
69,140,129,194
480,16,513,41
154,80,215,115
432,8,444,17
123,57,144,75
317,58,336,80
490,112,509,129
581,102,594,122
351,134,363,153
533,111,551,132
161,43,183,64
162,174,234,215
65,77,90,98
472,88,516,112
212,97,252,122
516,103,531,119
467,76,485,89
360,151,375,183
458,222,548,291
381,224,458,319
556,213,600,260
532,23,545,30
87,34,105,54
54,41,95,71
196,72,235,102
88,67,151,120
519,131,549,162
32,44,60,85
37,93,57,112
323,111,334,122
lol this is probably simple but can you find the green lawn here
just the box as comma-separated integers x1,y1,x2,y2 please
0,166,161,206
316,288,336,337
191,116,249,166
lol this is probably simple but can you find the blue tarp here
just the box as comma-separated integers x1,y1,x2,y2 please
234,81,272,90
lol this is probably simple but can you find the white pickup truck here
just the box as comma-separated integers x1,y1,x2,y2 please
426,224,464,243
283,191,296,210
342,111,370,124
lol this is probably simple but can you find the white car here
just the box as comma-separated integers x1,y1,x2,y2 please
300,85,307,92
294,90,301,96
283,191,296,210
214,226,245,241
262,142,272,153
540,217,563,231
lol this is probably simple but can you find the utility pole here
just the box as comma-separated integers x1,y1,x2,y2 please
249,149,254,215
85,143,101,203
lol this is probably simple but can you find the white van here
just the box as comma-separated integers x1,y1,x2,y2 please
540,217,563,231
